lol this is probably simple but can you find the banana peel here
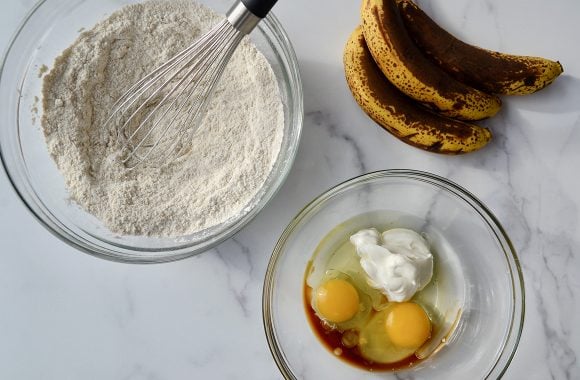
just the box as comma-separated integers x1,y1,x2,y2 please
344,27,492,154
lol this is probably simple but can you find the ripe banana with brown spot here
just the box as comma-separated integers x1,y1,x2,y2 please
360,0,501,121
344,27,491,154
396,0,563,95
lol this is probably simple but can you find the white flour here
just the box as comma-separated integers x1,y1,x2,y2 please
41,0,284,236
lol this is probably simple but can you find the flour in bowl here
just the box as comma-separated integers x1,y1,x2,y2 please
41,0,284,236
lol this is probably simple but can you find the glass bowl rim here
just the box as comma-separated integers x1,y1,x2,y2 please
262,169,525,379
0,0,304,263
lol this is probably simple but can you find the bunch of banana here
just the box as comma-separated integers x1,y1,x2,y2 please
344,0,563,154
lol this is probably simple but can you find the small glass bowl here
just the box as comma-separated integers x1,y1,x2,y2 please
263,170,524,379
0,0,303,263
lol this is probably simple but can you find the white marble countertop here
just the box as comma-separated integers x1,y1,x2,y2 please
1,0,579,379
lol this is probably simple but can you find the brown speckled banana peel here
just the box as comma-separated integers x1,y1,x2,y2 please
361,0,501,121
344,27,491,154
397,0,563,95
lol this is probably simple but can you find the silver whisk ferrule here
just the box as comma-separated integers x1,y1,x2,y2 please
226,1,261,34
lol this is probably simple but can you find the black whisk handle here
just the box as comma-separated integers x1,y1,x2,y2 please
241,0,278,18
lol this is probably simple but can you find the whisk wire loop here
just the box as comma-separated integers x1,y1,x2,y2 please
115,20,231,142
105,0,275,169
122,26,242,167
105,31,206,126
145,32,246,167
120,23,234,157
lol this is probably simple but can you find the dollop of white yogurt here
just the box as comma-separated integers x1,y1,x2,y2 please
350,228,433,302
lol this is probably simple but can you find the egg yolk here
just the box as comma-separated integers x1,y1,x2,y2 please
315,279,359,323
385,302,431,349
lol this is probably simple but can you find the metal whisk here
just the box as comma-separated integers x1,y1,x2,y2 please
106,0,279,169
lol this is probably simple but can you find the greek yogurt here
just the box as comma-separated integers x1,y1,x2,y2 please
350,228,433,302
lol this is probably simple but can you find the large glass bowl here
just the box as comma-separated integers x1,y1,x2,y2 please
0,0,303,263
263,170,524,379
